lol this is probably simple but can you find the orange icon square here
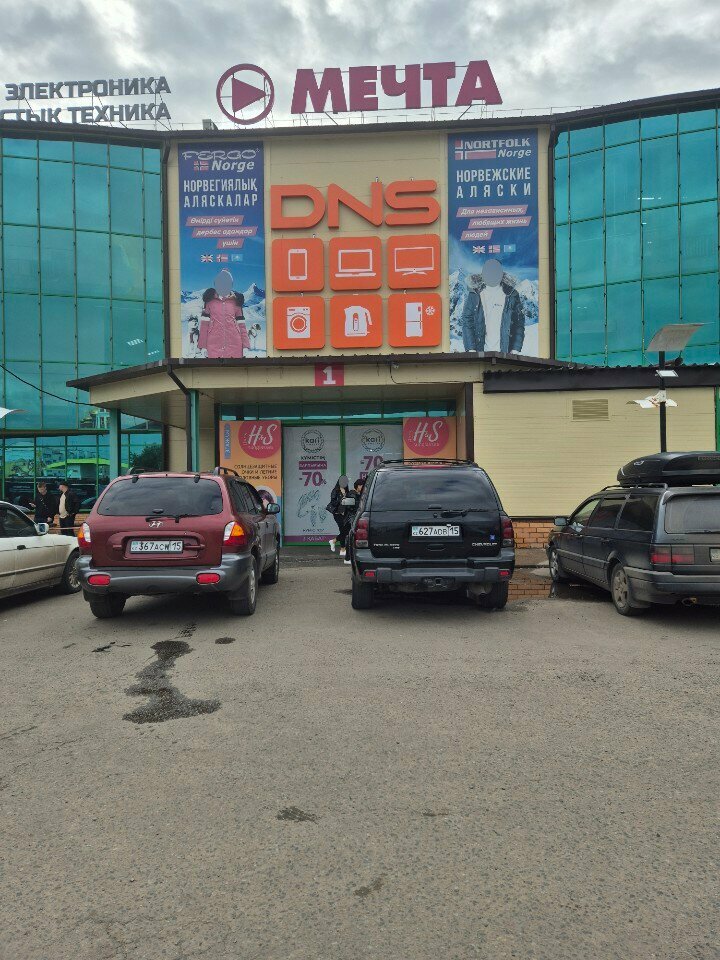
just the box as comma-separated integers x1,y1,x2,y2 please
329,236,382,290
329,295,383,349
387,234,441,289
272,238,324,292
273,296,325,350
388,293,442,348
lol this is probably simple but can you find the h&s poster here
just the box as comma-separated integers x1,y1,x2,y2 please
448,130,539,356
178,141,266,359
219,421,282,511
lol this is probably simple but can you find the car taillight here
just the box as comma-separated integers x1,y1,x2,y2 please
354,515,370,549
501,516,514,548
650,545,695,566
197,572,221,584
78,522,92,554
88,573,110,586
223,521,247,549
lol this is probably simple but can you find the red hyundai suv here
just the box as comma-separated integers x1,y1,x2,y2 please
77,468,281,619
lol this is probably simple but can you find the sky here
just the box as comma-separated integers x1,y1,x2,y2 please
0,0,718,128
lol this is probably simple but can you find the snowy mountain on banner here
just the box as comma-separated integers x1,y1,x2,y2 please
449,269,539,353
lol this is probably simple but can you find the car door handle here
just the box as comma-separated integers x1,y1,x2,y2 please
601,538,612,546
16,544,27,550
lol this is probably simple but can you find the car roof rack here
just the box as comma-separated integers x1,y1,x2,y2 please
212,466,240,476
600,482,669,492
379,458,479,467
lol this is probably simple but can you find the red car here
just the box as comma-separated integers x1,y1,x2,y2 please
77,468,280,619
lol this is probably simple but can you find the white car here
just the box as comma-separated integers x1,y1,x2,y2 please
0,501,80,600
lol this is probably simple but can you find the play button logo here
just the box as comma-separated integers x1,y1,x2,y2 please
216,64,275,125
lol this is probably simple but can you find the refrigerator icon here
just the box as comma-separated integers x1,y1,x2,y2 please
405,301,423,337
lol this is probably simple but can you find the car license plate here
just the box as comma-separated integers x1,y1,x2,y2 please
129,539,183,554
711,548,720,562
411,525,460,538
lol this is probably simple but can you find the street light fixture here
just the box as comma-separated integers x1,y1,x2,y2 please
628,323,703,452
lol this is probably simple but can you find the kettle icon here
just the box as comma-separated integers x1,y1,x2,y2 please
344,305,371,337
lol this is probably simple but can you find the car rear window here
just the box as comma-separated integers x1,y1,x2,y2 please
370,469,498,511
97,477,224,517
664,494,720,534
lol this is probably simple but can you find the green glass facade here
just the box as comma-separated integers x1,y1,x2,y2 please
0,134,164,504
554,107,720,366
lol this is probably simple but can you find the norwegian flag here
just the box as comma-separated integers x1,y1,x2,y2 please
193,161,209,171
216,254,229,263
200,254,213,263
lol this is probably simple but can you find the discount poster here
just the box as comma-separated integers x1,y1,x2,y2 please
402,417,457,459
178,141,267,359
344,424,403,484
282,426,342,544
219,421,282,509
448,129,539,356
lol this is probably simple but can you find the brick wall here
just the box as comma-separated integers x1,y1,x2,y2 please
512,519,555,549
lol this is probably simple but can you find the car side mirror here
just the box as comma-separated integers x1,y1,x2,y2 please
341,497,356,507
554,517,568,528
265,502,280,515
36,522,49,535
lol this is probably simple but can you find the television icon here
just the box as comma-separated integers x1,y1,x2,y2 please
337,248,375,278
393,245,435,276
387,235,440,290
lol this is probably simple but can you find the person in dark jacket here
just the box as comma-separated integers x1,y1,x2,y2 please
327,475,355,557
57,480,80,536
29,481,58,526
460,258,526,354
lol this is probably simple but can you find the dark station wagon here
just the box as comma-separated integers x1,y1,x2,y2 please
547,452,720,615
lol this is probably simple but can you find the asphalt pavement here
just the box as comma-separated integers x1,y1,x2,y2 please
1,563,718,960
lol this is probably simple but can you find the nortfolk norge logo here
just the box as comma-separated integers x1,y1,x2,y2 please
301,429,325,453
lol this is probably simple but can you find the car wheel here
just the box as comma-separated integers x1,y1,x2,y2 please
610,564,646,617
476,581,509,610
89,595,126,619
58,550,81,594
261,542,280,585
228,557,258,616
351,578,375,610
548,547,569,583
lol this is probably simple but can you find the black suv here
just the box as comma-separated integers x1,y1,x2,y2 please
547,452,720,616
347,459,515,610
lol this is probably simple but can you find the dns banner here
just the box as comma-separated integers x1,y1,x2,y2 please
448,129,539,357
178,141,267,359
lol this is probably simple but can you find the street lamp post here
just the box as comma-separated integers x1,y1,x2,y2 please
637,324,704,453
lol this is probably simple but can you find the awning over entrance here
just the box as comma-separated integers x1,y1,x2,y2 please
68,352,574,430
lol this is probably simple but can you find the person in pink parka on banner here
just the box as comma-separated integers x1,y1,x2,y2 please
198,268,251,358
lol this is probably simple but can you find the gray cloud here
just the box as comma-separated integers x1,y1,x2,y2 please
0,0,718,127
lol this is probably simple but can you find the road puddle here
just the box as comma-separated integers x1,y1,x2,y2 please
123,639,221,724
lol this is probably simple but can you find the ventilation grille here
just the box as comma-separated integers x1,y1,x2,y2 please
571,399,609,421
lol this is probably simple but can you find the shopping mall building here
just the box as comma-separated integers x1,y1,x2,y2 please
2,85,720,543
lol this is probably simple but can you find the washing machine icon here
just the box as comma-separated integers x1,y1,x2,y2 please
286,305,312,339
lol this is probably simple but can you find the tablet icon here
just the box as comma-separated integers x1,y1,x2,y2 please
287,248,308,281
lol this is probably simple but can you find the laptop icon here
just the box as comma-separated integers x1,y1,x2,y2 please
337,248,375,278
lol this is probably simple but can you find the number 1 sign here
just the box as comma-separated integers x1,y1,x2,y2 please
314,363,344,387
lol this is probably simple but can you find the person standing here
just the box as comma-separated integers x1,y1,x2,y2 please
57,480,80,536
29,481,58,527
327,475,353,558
